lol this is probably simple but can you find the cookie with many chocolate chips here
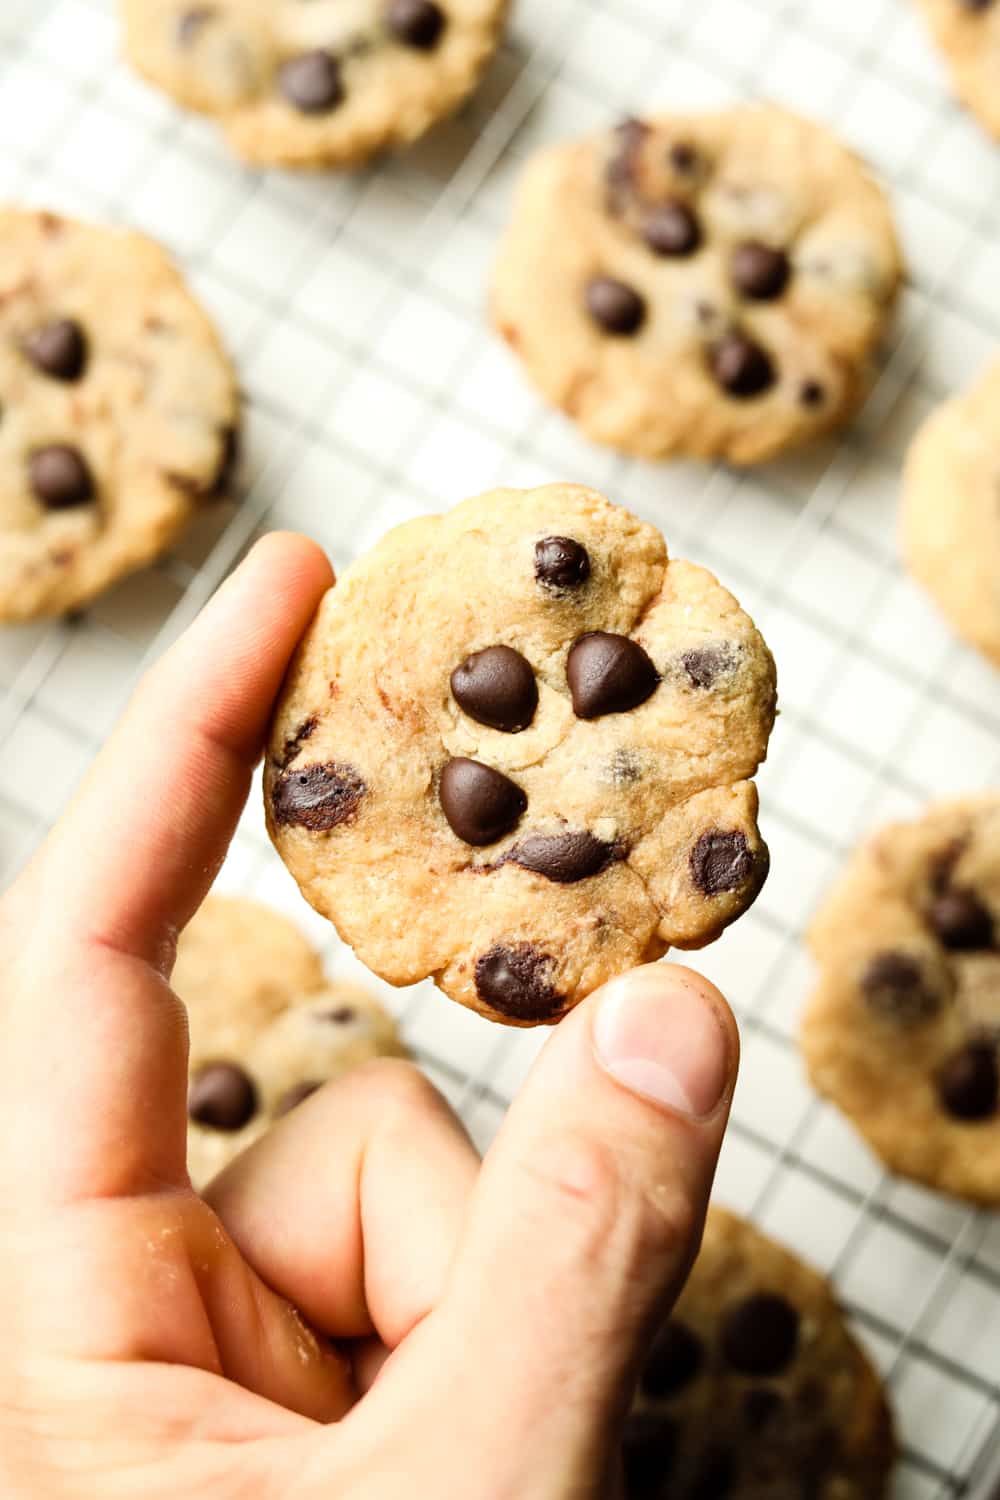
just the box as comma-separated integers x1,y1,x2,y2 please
913,0,1000,139
0,209,238,623
803,797,1000,1204
264,484,777,1026
625,1208,895,1500
492,106,902,465
901,358,1000,669
120,0,508,169
175,895,407,1186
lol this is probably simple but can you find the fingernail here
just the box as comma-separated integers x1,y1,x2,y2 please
593,967,733,1119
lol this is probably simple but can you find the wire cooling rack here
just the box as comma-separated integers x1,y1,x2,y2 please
1,0,999,1491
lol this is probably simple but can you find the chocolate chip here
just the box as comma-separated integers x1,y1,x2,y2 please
606,118,649,212
439,758,526,846
586,276,646,336
386,0,446,48
721,1292,799,1376
177,6,214,42
860,951,942,1026
800,380,825,408
641,1320,703,1398
534,535,591,591
690,1447,736,1500
641,200,701,257
567,631,659,719
690,830,755,895
189,1062,257,1131
681,643,736,689
23,318,87,381
958,0,993,10
278,715,318,770
622,1412,678,1499
505,831,620,884
271,762,366,831
936,1041,999,1122
731,241,791,301
278,51,344,113
28,445,94,510
322,1006,357,1024
709,333,775,398
928,888,994,951
743,1387,784,1430
669,141,698,172
474,943,564,1022
275,1080,322,1117
609,748,642,785
451,645,538,733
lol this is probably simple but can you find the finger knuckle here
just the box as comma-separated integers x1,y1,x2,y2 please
358,1057,449,1121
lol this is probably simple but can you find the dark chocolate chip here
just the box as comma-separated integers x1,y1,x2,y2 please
721,1292,800,1376
28,444,94,510
709,332,775,398
641,1319,704,1398
690,830,755,895
730,241,791,301
860,951,942,1026
690,1446,736,1500
177,6,215,43
23,318,87,381
275,1080,321,1117
669,140,698,172
743,1387,785,1430
641,200,701,257
681,643,736,689
189,1062,257,1131
534,535,591,591
567,631,659,720
450,645,538,733
278,51,344,113
800,380,826,408
622,1412,678,1499
322,1006,358,1024
279,715,318,770
928,888,994,951
606,118,650,212
439,757,526,847
958,0,993,11
586,276,646,336
474,942,564,1022
385,0,446,48
505,831,620,884
936,1041,999,1122
271,762,366,831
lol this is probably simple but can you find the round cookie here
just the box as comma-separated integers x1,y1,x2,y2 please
913,0,1000,140
263,484,777,1027
0,209,238,623
901,357,1000,669
492,106,902,465
803,797,1000,1204
120,0,509,170
624,1208,895,1499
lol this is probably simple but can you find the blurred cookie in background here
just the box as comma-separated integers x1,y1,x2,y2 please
912,0,1000,141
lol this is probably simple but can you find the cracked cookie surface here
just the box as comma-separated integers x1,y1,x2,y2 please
913,0,1000,139
264,484,777,1027
803,797,1000,1204
121,0,508,169
0,209,238,622
492,106,902,465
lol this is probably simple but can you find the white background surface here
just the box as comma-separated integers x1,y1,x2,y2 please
1,0,999,1491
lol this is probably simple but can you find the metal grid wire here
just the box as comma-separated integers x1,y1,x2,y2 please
1,0,999,1491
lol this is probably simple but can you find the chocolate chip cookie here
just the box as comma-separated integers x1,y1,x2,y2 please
0,209,238,623
264,484,777,1027
803,798,1000,1204
176,895,406,1186
624,1208,895,1499
121,0,508,169
492,106,902,465
901,357,1000,669
913,0,1000,139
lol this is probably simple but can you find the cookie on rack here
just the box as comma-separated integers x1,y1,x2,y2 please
492,106,902,465
120,0,509,170
624,1207,895,1499
803,797,1000,1204
0,208,238,624
175,895,407,1186
264,483,777,1027
912,0,1000,140
901,356,1000,669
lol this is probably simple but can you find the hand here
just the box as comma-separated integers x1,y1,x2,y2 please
0,533,739,1500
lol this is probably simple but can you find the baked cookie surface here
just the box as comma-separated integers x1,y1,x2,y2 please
901,357,1000,668
803,798,1000,1204
913,0,1000,139
264,484,777,1026
121,0,508,169
0,208,238,623
492,106,902,465
625,1208,895,1499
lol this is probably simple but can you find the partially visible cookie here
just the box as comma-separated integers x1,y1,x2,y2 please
0,209,238,623
120,0,509,169
803,798,1000,1204
492,106,902,465
901,357,1000,668
913,0,1000,140
624,1208,895,1499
